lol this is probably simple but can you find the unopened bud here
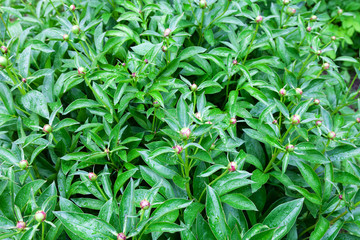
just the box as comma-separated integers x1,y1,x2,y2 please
162,46,168,52
34,211,46,222
295,88,303,95
69,4,76,11
290,114,301,125
338,9,343,15
315,120,322,127
117,233,126,240
132,72,136,78
272,119,278,124
327,131,336,140
140,199,150,210
63,34,69,41
144,59,148,64
88,172,97,182
199,0,207,8
314,99,320,105
232,59,238,65
286,7,296,15
227,162,237,172
255,15,263,23
71,25,81,34
310,15,317,21
190,83,197,92
180,128,191,140
205,121,212,125
306,26,312,32
339,194,343,200
1,46,8,54
19,160,29,170
331,36,336,41
210,143,215,150
78,67,86,75
172,145,183,154
164,28,171,37
316,49,322,55
153,100,160,108
286,144,295,152
356,118,360,123
322,62,330,70
22,78,27,83
279,88,286,96
0,56,9,68
43,124,53,133
16,221,26,231
283,0,290,5
229,117,236,125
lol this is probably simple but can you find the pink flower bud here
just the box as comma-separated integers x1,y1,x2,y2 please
144,59,148,64
286,7,296,15
132,72,136,78
43,124,53,133
227,162,237,172
286,144,295,152
140,199,150,210
282,0,290,5
295,88,303,95
310,15,317,21
316,49,322,55
0,56,9,68
180,128,191,139
306,26,312,32
314,99,320,105
195,112,202,120
34,211,46,222
19,160,29,170
16,221,26,230
117,233,126,240
69,4,76,11
232,59,238,65
190,83,197,92
210,143,215,150
78,67,86,75
356,118,360,123
172,145,183,154
322,62,330,70
205,121,212,125
331,36,336,41
153,100,160,108
327,131,336,140
338,9,343,15
279,88,286,96
315,120,322,127
104,148,110,154
162,46,168,52
339,194,343,200
88,172,97,181
290,114,301,125
229,117,236,125
71,25,80,34
22,78,27,83
272,119,278,124
122,62,126,67
255,15,263,23
164,28,171,37
1,46,8,54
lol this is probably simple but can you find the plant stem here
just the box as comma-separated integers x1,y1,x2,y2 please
198,9,205,45
49,0,61,16
42,222,45,240
345,69,359,98
152,108,157,132
193,91,197,113
6,68,26,95
198,170,228,202
279,5,285,27
95,181,109,201
184,142,193,200
0,14,11,38
205,2,229,30
225,74,231,101
330,200,360,224
243,23,259,65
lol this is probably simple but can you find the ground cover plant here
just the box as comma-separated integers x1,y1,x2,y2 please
1,0,360,239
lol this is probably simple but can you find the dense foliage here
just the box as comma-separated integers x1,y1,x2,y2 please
1,0,360,239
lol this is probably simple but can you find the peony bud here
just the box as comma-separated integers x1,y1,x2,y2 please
63,34,69,41
117,233,126,240
78,67,86,75
331,36,336,41
180,128,191,139
172,145,183,154
19,160,29,170
199,0,207,8
290,114,301,125
164,28,171,37
310,15,317,21
104,148,110,154
22,78,27,83
122,62,126,67
295,88,303,95
279,88,286,96
286,144,295,152
210,143,215,150
283,0,290,5
232,59,238,65
34,211,46,222
0,56,9,68
132,72,136,78
272,119,278,124
144,59,148,64
43,124,53,134
339,194,343,200
356,118,360,123
1,46,8,54
88,172,97,181
227,162,237,172
315,120,322,127
69,4,76,11
153,100,160,108
286,7,296,15
190,83,197,92
162,46,168,52
327,131,336,140
229,117,236,125
314,99,320,105
140,199,150,210
338,9,343,15
71,25,80,34
306,26,312,32
195,112,202,120
16,221,26,231
322,62,330,70
316,49,322,55
255,15,263,23
205,121,212,125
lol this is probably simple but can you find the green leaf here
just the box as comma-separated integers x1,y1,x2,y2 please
309,216,330,240
15,180,46,208
296,161,322,196
17,46,31,78
63,99,101,114
334,172,360,185
220,193,257,211
0,146,19,165
0,82,16,115
145,222,186,233
113,168,138,196
158,58,180,78
263,198,304,239
177,96,190,128
206,185,229,240
21,90,49,118
288,185,321,205
335,56,359,64
179,47,207,61
53,211,117,239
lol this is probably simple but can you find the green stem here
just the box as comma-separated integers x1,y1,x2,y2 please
198,9,205,45
320,15,338,33
152,108,157,133
204,2,229,30
193,91,197,113
330,200,360,224
80,41,91,60
68,41,88,64
42,222,45,240
0,14,11,38
49,0,61,16
279,5,285,28
165,38,170,63
6,68,26,95
95,181,109,201
184,142,193,200
198,170,228,202
226,74,231,100
282,15,290,29
345,70,359,98
242,23,259,65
